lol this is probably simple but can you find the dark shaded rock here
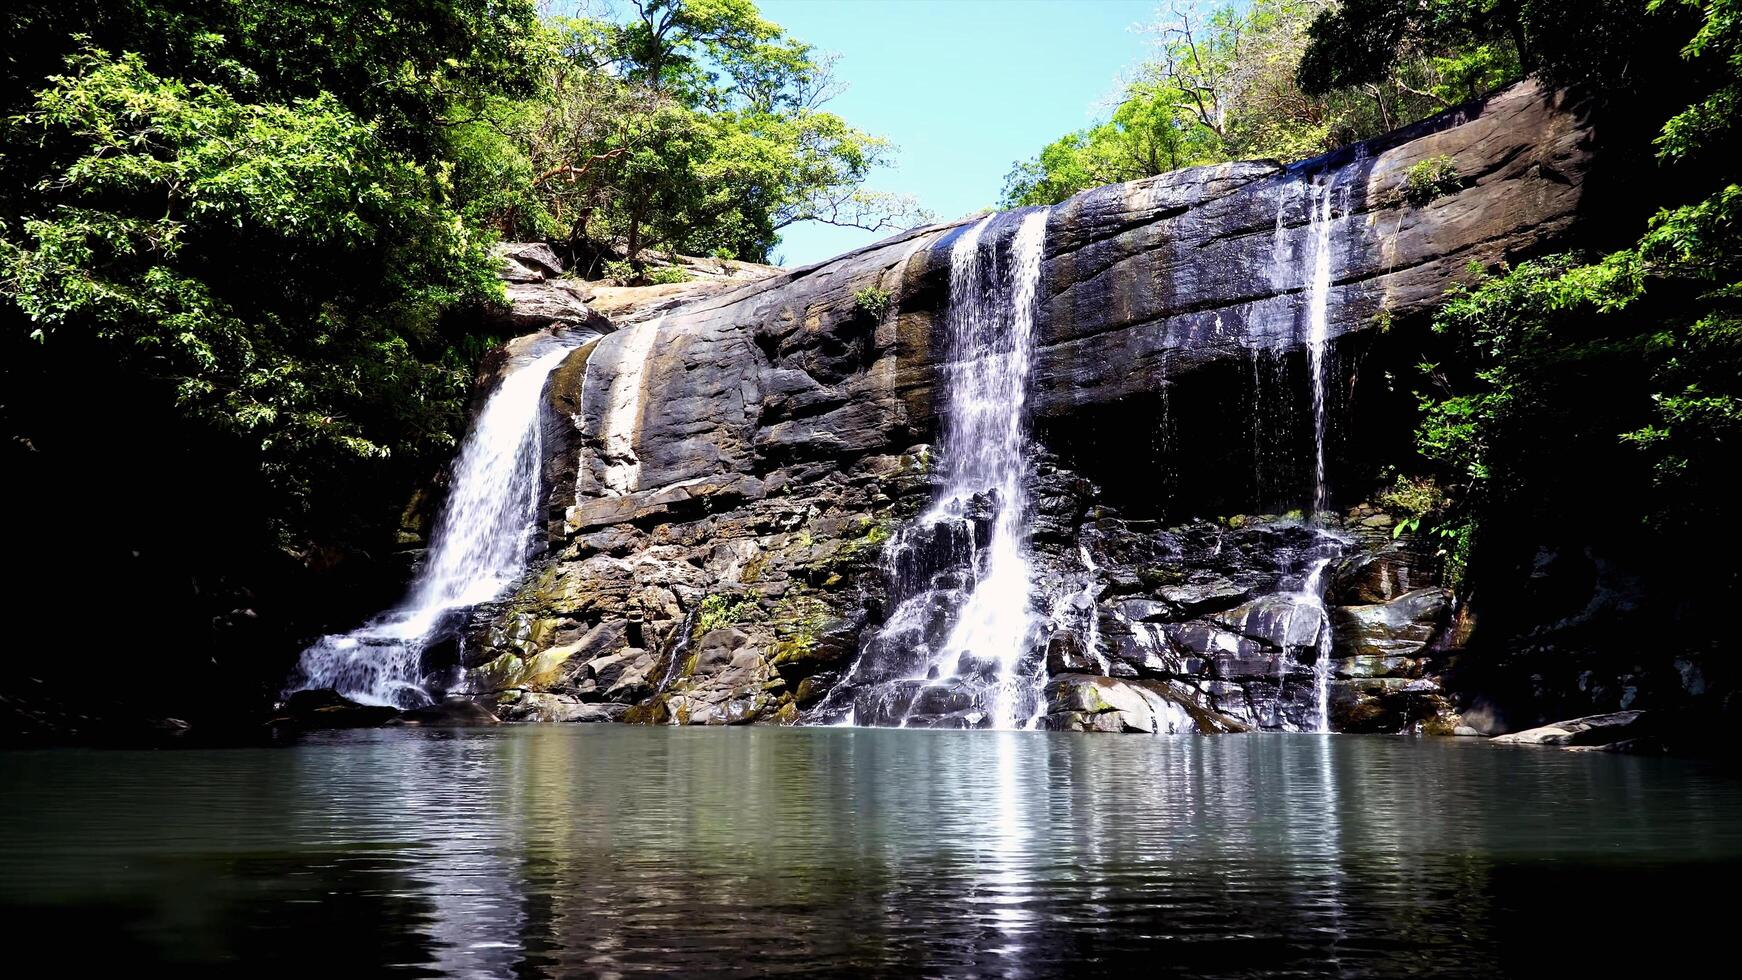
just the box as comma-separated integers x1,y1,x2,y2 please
1047,630,1097,674
1158,577,1252,617
1329,588,1451,660
392,699,501,726
272,689,399,729
1329,545,1427,604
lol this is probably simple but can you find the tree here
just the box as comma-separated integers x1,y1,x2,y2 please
482,1,927,265
1002,82,1226,207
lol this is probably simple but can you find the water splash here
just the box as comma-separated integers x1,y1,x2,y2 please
288,344,577,707
1298,555,1336,733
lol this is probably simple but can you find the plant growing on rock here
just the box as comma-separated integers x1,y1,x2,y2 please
853,285,892,320
1403,155,1462,205
648,265,692,284
696,594,755,635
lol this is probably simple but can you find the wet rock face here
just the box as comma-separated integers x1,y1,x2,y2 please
460,81,1590,731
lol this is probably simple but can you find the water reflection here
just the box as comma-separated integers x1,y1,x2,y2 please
2,730,1740,977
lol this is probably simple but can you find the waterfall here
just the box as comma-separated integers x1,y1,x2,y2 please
1300,556,1336,733
936,208,1049,730
812,208,1050,729
1051,544,1109,675
1267,177,1349,733
288,343,578,707
1304,178,1337,515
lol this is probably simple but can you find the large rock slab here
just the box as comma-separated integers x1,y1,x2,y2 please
1492,710,1651,747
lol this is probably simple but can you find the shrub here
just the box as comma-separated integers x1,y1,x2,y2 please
696,594,754,635
648,265,692,285
853,285,892,320
602,259,636,285
1402,155,1461,205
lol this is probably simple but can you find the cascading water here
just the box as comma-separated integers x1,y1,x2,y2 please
1299,556,1336,733
1263,176,1349,733
813,208,1051,730
1050,544,1109,675
288,343,578,707
1304,177,1337,516
935,208,1050,729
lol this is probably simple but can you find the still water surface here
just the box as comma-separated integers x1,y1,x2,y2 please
3,727,1737,977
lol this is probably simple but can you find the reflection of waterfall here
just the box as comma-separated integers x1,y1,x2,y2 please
813,208,1050,729
288,343,579,707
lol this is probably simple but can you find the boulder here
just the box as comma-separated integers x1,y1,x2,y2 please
1491,710,1652,747
496,693,624,723
1329,588,1450,660
391,699,500,726
270,689,399,730
494,242,565,282
1042,674,1243,734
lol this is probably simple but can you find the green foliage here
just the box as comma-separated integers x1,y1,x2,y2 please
1297,0,1666,97
470,1,930,264
697,593,755,635
602,259,637,285
852,285,892,320
1001,0,1517,208
1408,0,1742,560
647,265,693,284
2,3,540,548
1403,155,1463,205
1379,475,1449,521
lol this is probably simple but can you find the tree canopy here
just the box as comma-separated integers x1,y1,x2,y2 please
454,0,928,267
1003,0,1523,207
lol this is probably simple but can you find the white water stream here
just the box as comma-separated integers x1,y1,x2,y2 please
289,344,576,707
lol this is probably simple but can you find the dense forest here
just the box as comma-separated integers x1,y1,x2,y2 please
3,0,1739,734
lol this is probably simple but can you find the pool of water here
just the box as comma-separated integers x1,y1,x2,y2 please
2,727,1737,977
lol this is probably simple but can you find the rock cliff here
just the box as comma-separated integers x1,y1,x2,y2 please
457,81,1595,731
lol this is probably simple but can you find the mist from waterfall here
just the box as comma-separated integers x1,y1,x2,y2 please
288,343,577,707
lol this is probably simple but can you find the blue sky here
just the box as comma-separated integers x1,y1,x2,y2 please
758,0,1157,266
